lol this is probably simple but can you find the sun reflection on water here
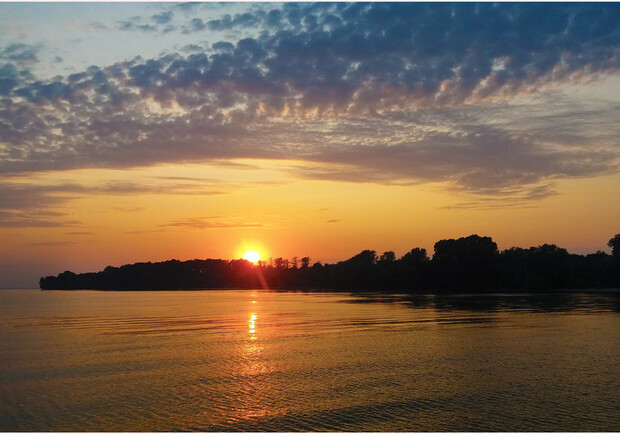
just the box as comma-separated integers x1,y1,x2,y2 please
249,313,257,335
225,295,286,426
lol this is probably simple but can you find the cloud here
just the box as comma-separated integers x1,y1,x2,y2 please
0,177,231,229
0,210,80,228
0,178,229,213
0,182,76,210
118,10,179,33
28,241,76,247
68,21,109,33
203,12,261,32
290,117,616,194
152,11,173,25
1,3,619,199
185,18,206,32
111,206,145,213
161,217,272,229
117,16,157,32
126,229,166,235
174,3,202,14
0,43,40,64
439,184,559,210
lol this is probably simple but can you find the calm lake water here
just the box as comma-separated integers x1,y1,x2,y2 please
1,289,619,432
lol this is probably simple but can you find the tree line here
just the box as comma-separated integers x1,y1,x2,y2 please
40,234,620,292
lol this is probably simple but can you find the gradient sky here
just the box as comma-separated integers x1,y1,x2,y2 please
1,2,619,287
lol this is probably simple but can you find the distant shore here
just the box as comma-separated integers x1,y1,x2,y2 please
35,287,620,294
39,234,620,293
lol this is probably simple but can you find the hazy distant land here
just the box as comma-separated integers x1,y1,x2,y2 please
40,234,620,292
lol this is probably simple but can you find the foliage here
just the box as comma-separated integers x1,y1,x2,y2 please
40,234,620,292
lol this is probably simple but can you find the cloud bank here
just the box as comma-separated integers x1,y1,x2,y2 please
1,3,619,197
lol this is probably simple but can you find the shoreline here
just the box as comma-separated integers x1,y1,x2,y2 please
9,287,619,294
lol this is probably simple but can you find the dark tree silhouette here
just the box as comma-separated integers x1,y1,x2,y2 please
608,234,620,257
40,234,620,292
300,257,311,268
431,235,499,291
401,248,429,264
348,250,378,265
399,248,429,291
380,251,396,262
609,234,620,285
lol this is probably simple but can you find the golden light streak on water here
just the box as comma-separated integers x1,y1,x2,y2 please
249,313,257,334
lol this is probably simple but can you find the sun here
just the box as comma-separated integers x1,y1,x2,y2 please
242,250,261,264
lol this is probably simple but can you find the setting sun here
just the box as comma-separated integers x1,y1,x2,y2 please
242,250,261,264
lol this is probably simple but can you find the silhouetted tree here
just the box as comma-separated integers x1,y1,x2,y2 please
380,251,396,262
608,234,620,284
348,250,377,265
400,248,430,291
338,250,379,290
300,257,311,268
432,235,499,291
401,248,429,264
609,234,620,257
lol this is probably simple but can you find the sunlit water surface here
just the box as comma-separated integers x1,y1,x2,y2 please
1,289,619,431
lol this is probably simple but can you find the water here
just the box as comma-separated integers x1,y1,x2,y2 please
1,289,619,431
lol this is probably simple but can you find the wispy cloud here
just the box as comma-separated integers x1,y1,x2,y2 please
0,178,230,227
28,241,76,247
0,179,228,209
161,217,273,230
0,210,80,228
111,206,145,213
439,184,559,210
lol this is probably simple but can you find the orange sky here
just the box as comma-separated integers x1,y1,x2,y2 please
1,159,619,287
1,3,619,287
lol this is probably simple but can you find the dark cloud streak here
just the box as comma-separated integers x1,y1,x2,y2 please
161,217,271,230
